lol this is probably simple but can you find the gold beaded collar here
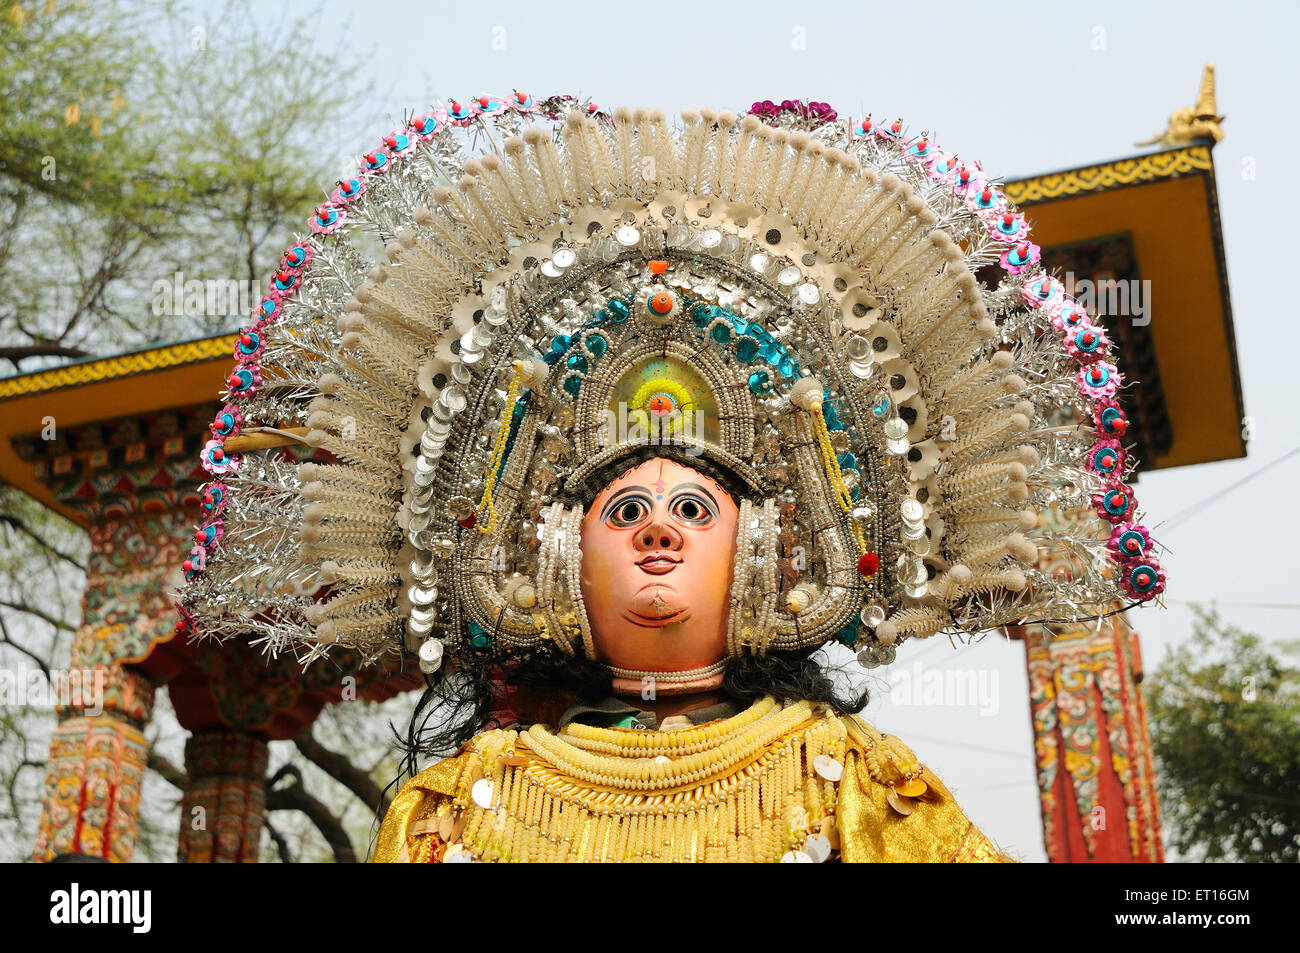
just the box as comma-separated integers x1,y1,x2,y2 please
448,697,852,862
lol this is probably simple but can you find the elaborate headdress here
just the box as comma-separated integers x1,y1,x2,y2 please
178,94,1166,674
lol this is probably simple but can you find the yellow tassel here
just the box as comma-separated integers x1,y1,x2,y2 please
476,363,525,534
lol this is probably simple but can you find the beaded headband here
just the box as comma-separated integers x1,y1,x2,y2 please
177,95,1167,672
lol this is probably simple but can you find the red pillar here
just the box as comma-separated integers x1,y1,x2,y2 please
1023,614,1164,862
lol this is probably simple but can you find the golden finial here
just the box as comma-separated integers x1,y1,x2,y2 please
1136,63,1226,147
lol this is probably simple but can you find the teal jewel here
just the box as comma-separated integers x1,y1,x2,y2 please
710,323,732,345
849,485,861,502
1118,530,1146,556
563,374,582,396
585,334,608,358
735,336,760,363
550,334,572,354
606,299,630,323
691,304,710,327
872,396,891,418
777,356,797,378
748,370,772,395
468,621,492,650
837,452,857,470
1100,406,1123,433
822,401,840,429
592,309,609,326
566,353,589,374
834,623,859,647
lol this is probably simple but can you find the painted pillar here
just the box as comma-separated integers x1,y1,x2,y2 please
33,512,189,861
1023,612,1164,862
176,730,269,862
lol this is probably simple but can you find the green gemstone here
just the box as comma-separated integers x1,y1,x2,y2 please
710,323,732,345
585,334,607,358
735,336,760,363
563,374,582,396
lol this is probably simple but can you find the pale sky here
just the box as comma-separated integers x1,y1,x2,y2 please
206,0,1299,860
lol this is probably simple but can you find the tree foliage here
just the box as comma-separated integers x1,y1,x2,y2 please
0,0,403,862
1146,605,1300,862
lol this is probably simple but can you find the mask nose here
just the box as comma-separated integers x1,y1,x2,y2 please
634,516,683,552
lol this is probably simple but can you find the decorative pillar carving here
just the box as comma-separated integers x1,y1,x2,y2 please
1024,615,1163,862
32,625,155,863
33,511,191,862
177,731,269,863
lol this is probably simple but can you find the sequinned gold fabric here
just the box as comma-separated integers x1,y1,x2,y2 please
374,698,1011,863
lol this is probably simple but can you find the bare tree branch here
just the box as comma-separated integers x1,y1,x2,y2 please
147,750,188,791
265,764,357,863
262,817,293,864
293,726,391,817
0,600,75,634
0,515,87,571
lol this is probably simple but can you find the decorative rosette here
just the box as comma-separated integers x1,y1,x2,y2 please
1094,480,1137,523
988,210,1028,242
1022,275,1065,311
1107,522,1152,562
269,268,299,298
201,439,239,475
1052,301,1089,330
234,328,264,364
381,131,416,156
1120,560,1166,601
1065,323,1110,363
330,177,367,205
1086,437,1126,478
200,482,228,518
255,294,282,323
1001,242,1040,275
470,95,508,117
950,164,981,193
210,404,243,439
905,136,934,161
182,546,206,581
509,91,537,112
850,116,873,139
409,108,446,139
194,519,224,549
967,184,1004,213
446,99,475,125
928,151,959,178
310,203,346,235
1093,398,1129,437
874,118,904,141
226,364,262,400
175,604,196,636
280,243,313,273
362,149,390,174
1078,360,1121,399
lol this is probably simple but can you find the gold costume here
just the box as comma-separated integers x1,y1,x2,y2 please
374,697,1010,863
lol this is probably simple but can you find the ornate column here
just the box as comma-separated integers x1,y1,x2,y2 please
33,510,192,861
176,731,269,862
1024,614,1163,862
1017,503,1164,863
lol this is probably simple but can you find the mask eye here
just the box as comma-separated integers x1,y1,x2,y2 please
609,498,647,527
671,495,713,526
